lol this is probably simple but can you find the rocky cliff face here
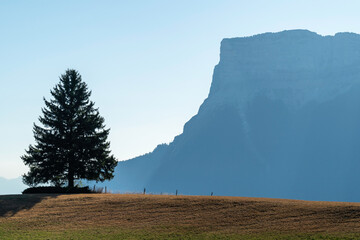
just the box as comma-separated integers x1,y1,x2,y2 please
105,30,360,201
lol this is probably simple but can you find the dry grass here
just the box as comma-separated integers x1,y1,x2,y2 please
1,194,360,239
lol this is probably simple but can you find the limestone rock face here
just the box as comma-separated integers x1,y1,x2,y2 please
106,30,360,201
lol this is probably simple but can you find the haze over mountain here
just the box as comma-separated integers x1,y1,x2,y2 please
0,177,26,195
94,30,360,202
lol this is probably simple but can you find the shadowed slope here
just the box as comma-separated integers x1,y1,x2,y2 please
0,194,56,217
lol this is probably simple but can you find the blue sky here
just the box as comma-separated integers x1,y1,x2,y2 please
1,0,360,179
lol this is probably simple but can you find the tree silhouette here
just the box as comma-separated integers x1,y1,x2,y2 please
22,69,117,188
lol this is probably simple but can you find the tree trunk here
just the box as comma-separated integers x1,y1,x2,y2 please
68,174,74,188
68,164,74,188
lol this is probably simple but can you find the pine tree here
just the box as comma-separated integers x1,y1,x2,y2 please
22,69,117,188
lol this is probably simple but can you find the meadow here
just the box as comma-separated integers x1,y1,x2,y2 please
1,193,360,239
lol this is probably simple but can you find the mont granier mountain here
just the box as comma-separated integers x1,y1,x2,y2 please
104,30,360,201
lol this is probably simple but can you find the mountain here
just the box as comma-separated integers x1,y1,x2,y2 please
0,177,26,195
101,30,360,201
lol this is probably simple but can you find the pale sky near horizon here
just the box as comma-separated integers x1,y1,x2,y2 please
1,0,360,179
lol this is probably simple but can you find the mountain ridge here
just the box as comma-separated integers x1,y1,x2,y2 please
87,30,360,201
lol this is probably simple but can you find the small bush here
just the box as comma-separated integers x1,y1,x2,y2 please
22,186,95,194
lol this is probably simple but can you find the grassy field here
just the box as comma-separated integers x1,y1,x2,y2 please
1,194,360,239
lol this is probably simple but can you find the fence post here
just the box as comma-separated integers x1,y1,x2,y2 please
143,188,146,195
105,186,107,194
176,189,178,196
211,192,213,196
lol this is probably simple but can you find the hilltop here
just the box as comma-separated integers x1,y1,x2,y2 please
1,194,360,239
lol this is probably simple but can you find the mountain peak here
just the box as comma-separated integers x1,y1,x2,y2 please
209,30,360,108
222,29,320,43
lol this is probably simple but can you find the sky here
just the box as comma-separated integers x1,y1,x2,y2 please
1,0,360,179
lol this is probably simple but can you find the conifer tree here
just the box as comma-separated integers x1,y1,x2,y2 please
22,69,117,188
